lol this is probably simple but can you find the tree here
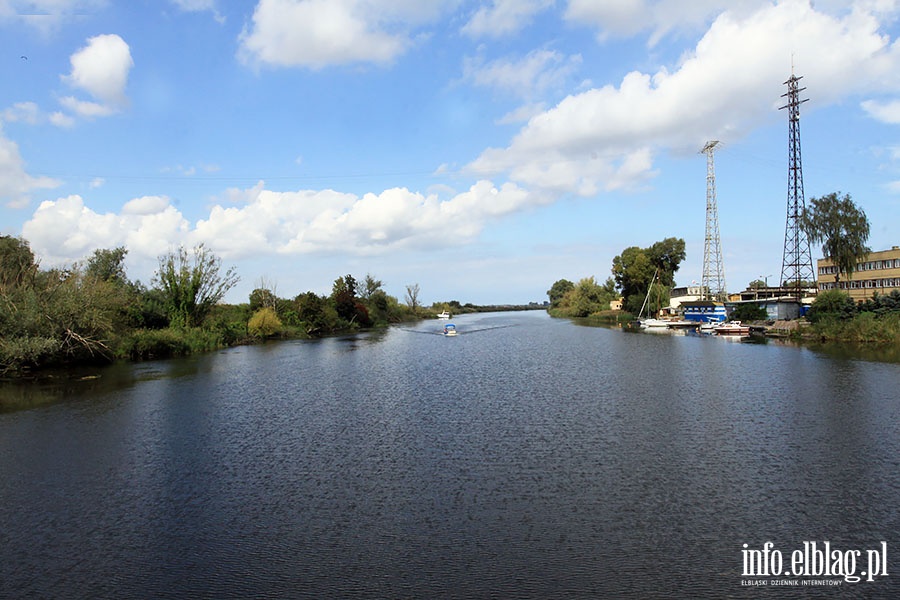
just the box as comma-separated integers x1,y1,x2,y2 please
801,192,871,287
249,287,278,313
547,279,574,308
153,244,239,328
570,277,615,317
295,291,334,336
611,246,654,312
250,276,278,312
332,274,364,324
0,235,37,290
612,238,686,315
646,237,686,287
405,283,420,311
85,247,128,284
730,303,768,322
805,289,857,323
360,274,383,300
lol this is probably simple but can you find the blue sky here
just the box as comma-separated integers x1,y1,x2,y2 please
2,0,900,305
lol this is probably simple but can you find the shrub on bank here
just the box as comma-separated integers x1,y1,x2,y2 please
0,336,60,374
248,307,282,338
812,312,900,344
806,289,857,323
118,329,190,360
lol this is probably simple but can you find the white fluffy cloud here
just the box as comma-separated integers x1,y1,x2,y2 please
468,1,900,195
61,33,133,116
238,0,451,69
21,180,550,266
22,195,189,263
0,125,60,209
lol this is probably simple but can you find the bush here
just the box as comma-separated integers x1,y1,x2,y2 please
859,290,900,316
730,303,768,322
813,312,900,344
248,307,282,338
118,329,190,360
0,336,61,373
806,289,857,323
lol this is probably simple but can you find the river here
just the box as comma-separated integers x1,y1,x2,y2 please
1,310,899,598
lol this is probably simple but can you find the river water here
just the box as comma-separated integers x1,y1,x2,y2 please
1,311,899,599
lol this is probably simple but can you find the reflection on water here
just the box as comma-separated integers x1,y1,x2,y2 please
0,357,204,413
1,311,899,599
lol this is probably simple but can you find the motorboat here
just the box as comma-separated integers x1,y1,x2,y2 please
437,310,451,320
713,321,750,336
442,323,458,336
664,319,696,329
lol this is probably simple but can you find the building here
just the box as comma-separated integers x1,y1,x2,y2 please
669,285,709,309
816,246,900,302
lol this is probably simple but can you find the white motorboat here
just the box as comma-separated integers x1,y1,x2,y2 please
714,321,750,336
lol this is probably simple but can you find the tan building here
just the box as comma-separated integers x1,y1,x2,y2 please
817,246,900,302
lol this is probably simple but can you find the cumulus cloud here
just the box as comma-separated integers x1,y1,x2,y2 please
0,125,60,208
21,180,551,266
467,1,900,195
237,0,452,69
22,195,190,264
462,0,555,38
61,33,133,116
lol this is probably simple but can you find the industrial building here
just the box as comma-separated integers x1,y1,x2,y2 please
816,246,900,302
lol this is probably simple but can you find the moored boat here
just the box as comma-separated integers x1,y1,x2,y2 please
639,318,671,328
665,319,696,329
713,321,750,336
437,310,451,320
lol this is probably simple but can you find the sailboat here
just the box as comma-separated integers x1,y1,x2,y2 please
637,269,670,328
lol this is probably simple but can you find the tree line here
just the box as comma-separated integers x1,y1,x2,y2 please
0,236,418,375
547,237,686,319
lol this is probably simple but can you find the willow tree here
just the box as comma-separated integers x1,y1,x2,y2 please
801,192,871,287
153,244,239,328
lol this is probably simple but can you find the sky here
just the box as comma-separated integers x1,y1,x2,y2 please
2,0,900,306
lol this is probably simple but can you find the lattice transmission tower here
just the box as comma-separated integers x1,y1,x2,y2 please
779,73,815,296
701,140,727,301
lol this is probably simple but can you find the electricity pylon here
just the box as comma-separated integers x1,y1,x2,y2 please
701,140,727,301
779,73,815,298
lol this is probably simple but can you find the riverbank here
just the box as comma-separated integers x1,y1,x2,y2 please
550,310,900,354
758,313,900,345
